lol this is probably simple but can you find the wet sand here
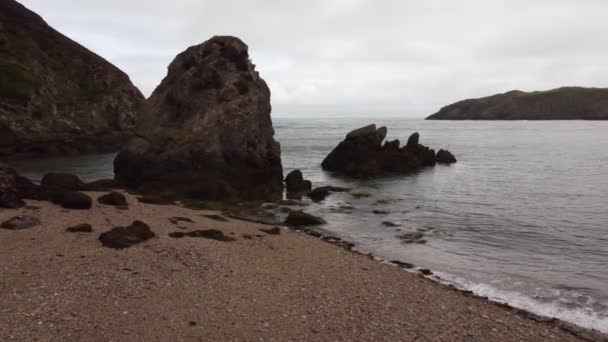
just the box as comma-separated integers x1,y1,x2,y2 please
0,191,605,341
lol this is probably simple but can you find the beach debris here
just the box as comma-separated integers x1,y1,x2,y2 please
66,223,93,233
1,215,41,230
99,220,155,249
284,210,326,226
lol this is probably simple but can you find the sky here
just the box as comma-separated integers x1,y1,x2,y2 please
20,0,608,117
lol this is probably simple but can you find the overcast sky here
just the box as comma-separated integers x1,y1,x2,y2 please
20,0,608,117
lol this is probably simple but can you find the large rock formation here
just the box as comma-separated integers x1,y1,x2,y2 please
322,124,454,178
427,87,608,120
0,0,145,156
114,36,283,202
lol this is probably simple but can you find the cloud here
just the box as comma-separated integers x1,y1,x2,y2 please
19,0,608,117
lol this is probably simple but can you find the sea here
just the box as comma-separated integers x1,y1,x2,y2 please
7,117,608,333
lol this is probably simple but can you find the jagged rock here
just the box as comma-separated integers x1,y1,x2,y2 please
66,223,93,233
0,0,145,156
98,192,127,207
406,133,419,147
284,170,312,194
1,215,40,230
284,210,326,226
41,173,85,190
436,149,457,164
99,220,155,249
114,36,282,202
322,124,453,178
0,163,24,208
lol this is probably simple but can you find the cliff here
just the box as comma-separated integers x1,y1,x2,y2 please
0,0,145,156
426,87,608,120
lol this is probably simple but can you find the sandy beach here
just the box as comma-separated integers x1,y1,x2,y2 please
0,191,605,342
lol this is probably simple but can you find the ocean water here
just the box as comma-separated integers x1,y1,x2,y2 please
7,118,608,333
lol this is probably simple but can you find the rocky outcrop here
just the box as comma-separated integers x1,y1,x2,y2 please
0,0,145,156
321,125,451,178
114,36,282,202
427,87,608,120
284,210,326,226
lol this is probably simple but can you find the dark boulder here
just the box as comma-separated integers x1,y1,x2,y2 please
52,191,92,209
41,173,85,190
284,170,312,194
66,223,93,233
436,149,457,164
0,163,25,208
1,215,41,230
307,186,350,202
285,210,326,226
321,124,452,178
83,179,122,191
98,192,128,207
114,36,283,202
99,220,155,249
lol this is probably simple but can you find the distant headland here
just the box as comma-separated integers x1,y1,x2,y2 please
426,87,608,120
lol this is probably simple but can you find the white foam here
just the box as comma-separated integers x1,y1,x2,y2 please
434,271,608,334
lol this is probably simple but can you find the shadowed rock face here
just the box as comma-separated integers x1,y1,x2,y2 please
0,0,145,156
427,87,608,120
321,125,444,178
114,36,282,202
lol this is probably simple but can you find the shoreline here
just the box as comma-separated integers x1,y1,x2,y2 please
1,191,606,341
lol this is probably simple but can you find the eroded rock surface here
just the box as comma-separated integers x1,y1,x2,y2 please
322,125,454,178
114,36,282,202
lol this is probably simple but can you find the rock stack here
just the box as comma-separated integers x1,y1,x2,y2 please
114,36,283,201
321,124,456,178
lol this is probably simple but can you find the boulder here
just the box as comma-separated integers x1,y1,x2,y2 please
114,36,282,202
1,215,41,230
0,163,25,208
41,173,85,190
284,210,326,226
284,170,312,194
99,220,155,249
321,124,452,178
307,186,350,202
436,149,457,164
51,190,92,209
98,192,128,207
